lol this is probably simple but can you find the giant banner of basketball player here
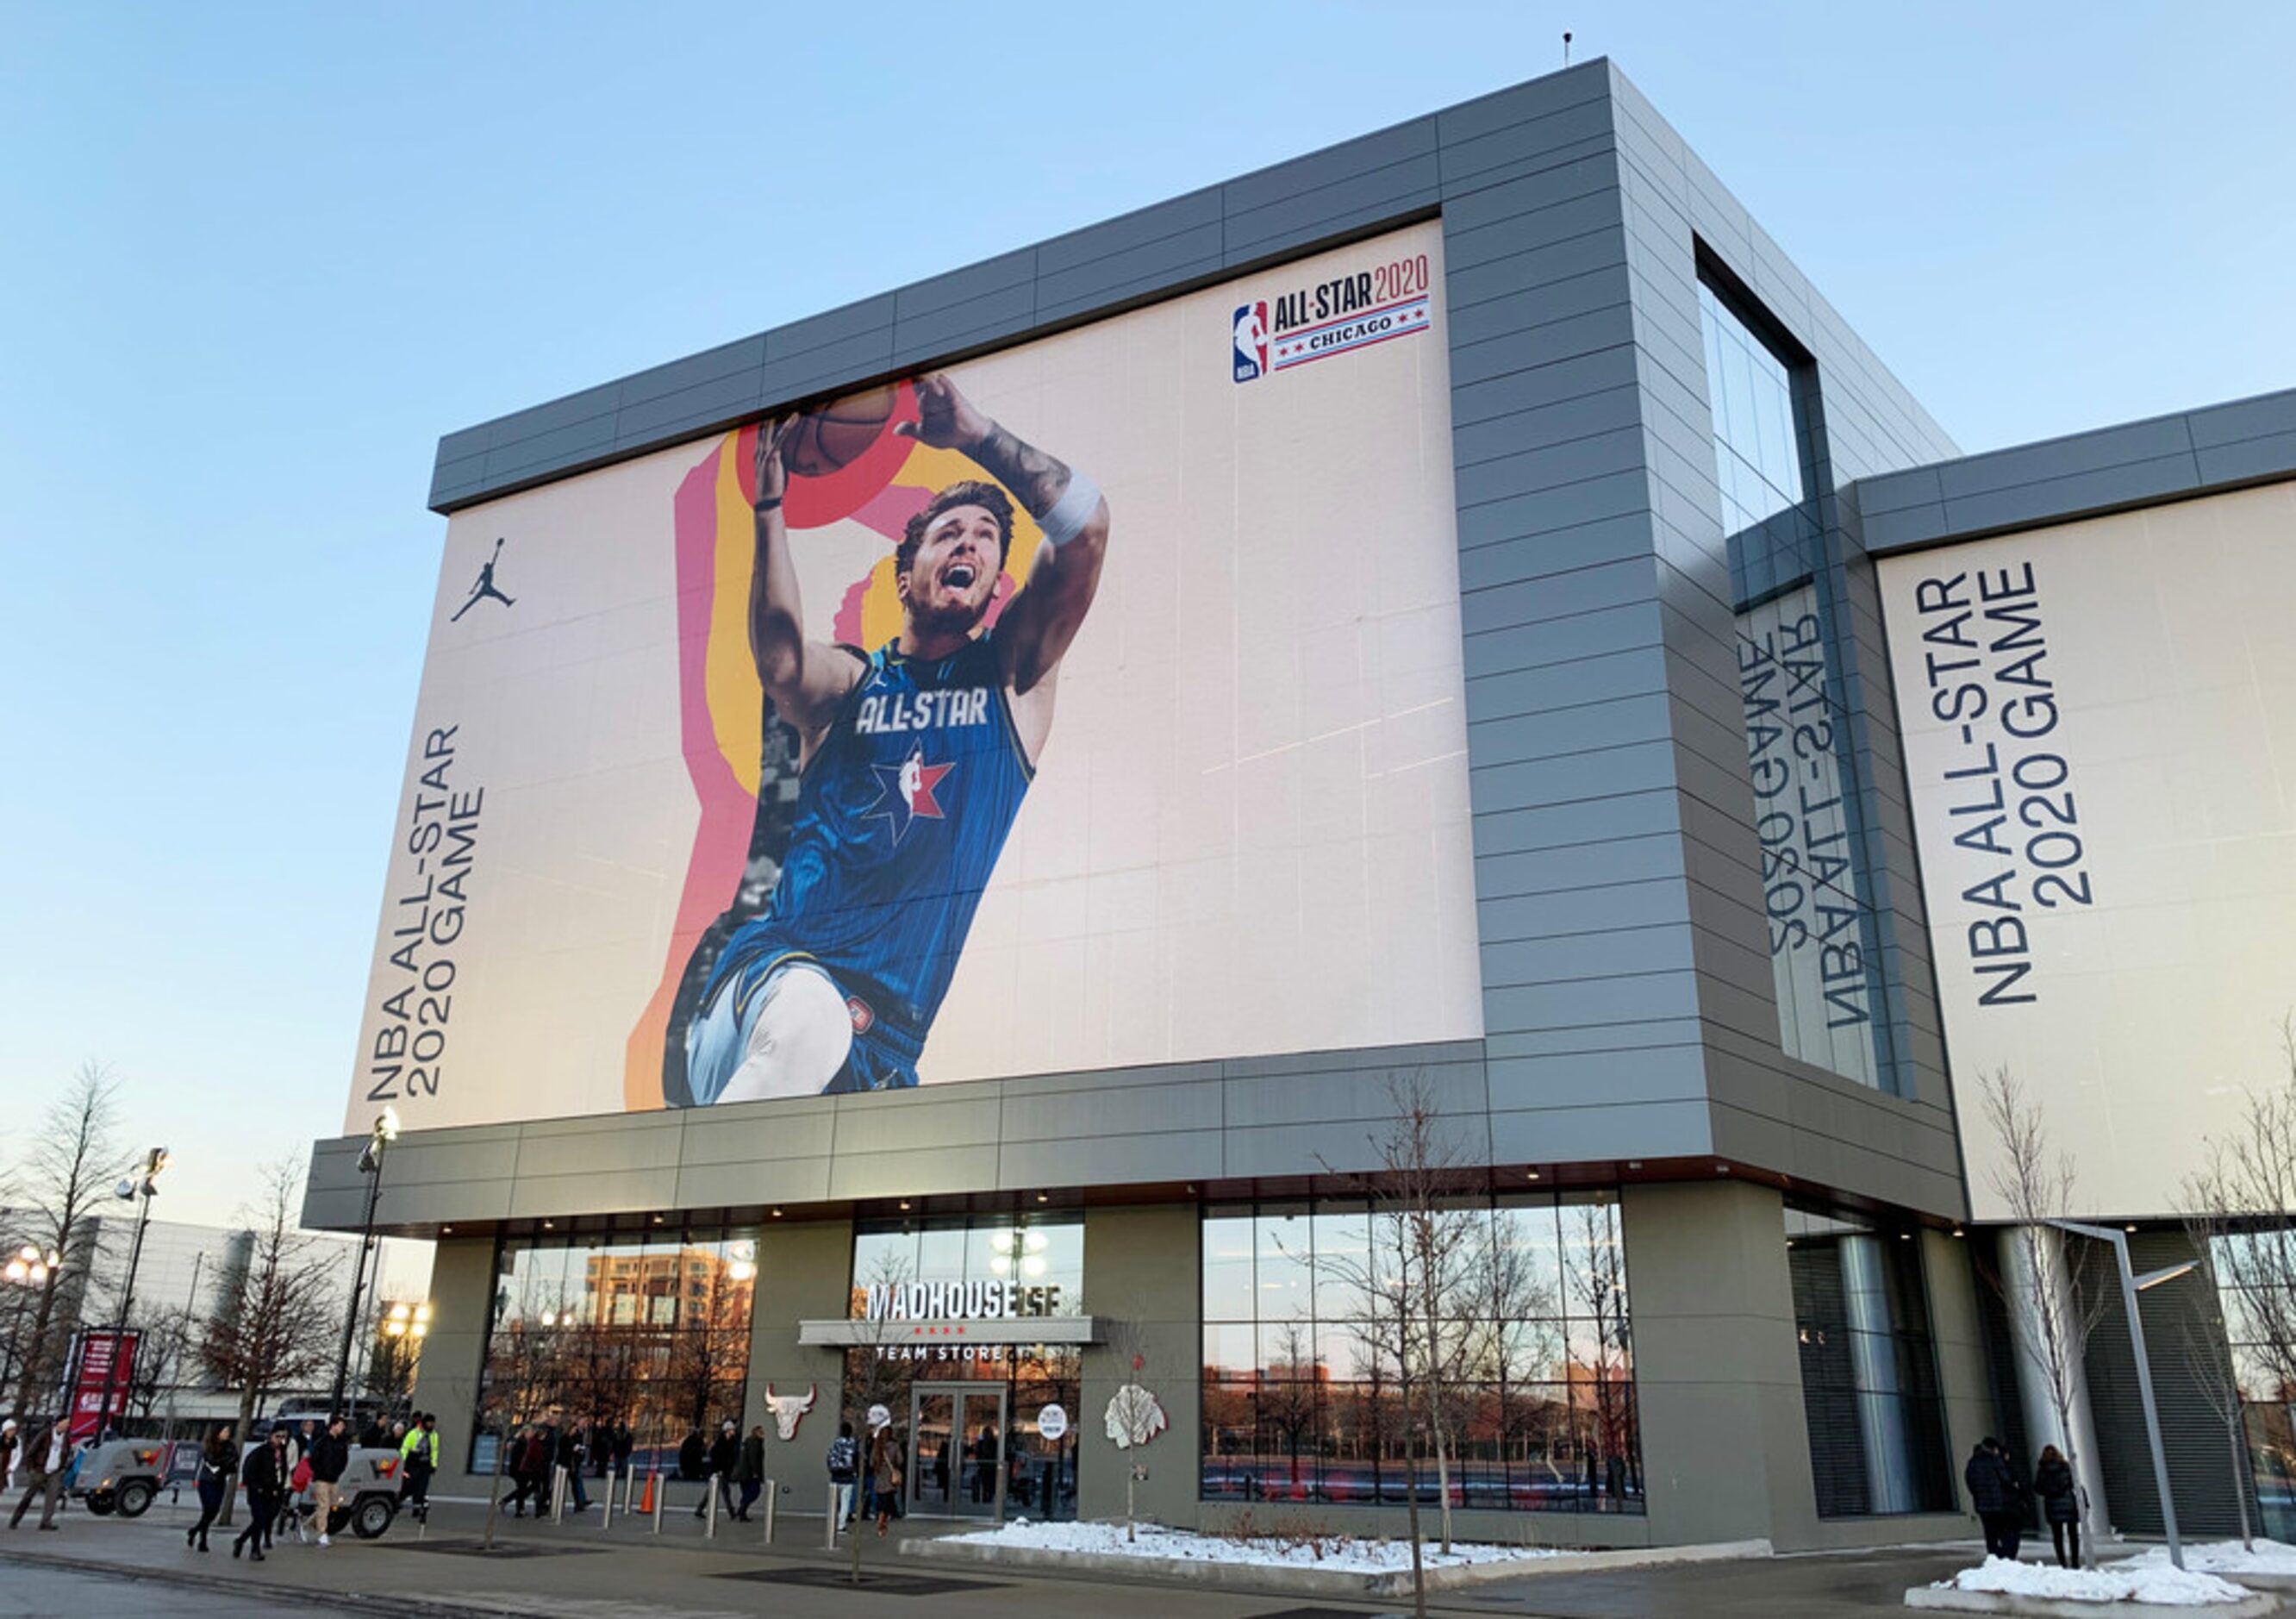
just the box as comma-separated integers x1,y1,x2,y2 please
1878,482,2296,1219
351,222,1481,1131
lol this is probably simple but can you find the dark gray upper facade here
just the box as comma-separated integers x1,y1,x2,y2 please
1856,384,2296,554
311,59,1975,1239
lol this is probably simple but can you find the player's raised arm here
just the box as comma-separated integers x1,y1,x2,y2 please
751,417,864,731
899,372,1109,694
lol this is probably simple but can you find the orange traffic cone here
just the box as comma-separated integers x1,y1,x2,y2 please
638,1471,655,1515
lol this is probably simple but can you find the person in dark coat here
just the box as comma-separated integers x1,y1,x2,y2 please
558,1421,590,1511
677,1427,707,1481
1964,1438,2018,1560
609,1421,634,1480
8,1419,68,1532
737,1424,765,1521
186,1424,234,1551
234,1429,290,1561
504,1426,540,1517
699,1421,739,1518
2034,1445,2081,1568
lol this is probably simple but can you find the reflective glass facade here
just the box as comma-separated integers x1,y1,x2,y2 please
1700,277,1894,1091
841,1213,1084,1521
1201,1193,1640,1513
473,1225,758,1475
1785,1208,1952,1516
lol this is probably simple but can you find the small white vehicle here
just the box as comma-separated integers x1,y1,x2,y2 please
78,1439,407,1539
72,1438,172,1518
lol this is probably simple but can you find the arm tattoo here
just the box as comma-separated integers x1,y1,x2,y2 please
969,422,1072,519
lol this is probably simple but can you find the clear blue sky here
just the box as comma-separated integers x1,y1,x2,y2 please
3,1,2288,1227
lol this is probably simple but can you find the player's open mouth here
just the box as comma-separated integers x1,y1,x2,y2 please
945,564,977,589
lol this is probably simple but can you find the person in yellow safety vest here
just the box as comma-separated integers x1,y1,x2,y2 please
397,1414,440,1523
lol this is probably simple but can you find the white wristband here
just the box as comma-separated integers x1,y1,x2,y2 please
1037,470,1101,547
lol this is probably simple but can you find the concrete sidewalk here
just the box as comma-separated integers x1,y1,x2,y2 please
0,1495,1374,1618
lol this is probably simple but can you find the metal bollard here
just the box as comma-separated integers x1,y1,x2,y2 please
552,1465,568,1524
824,1484,839,1549
761,1478,777,1545
601,1466,615,1529
652,1472,666,1535
705,1472,720,1538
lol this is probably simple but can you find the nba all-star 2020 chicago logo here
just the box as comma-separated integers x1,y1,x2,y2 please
1232,244,1433,382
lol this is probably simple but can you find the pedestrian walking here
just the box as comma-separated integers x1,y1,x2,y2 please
737,1425,764,1521
826,1421,858,1534
504,1426,540,1518
8,1419,68,1532
1964,1437,2023,1560
700,1419,739,1519
609,1420,633,1485
559,1420,590,1511
186,1424,234,1551
2035,1445,2081,1568
310,1416,350,1546
399,1413,440,1523
869,1417,905,1537
0,1418,17,1492
233,1429,290,1561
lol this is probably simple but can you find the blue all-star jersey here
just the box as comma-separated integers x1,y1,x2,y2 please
705,632,1033,1065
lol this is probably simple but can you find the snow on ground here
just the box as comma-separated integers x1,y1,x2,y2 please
1936,1554,2251,1606
943,1516,1563,1572
2115,1541,2296,1578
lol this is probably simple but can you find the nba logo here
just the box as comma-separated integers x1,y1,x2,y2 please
1232,301,1269,383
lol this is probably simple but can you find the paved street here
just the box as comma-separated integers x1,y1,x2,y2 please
0,1496,2050,1618
0,1561,362,1616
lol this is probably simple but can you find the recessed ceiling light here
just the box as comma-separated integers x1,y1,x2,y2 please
898,1201,912,1211
771,1208,783,1218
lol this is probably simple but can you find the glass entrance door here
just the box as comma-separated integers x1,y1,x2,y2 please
908,1383,1007,1518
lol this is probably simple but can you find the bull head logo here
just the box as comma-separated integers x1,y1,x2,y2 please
763,1382,816,1441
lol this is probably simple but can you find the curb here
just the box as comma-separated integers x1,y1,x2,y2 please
906,1531,1774,1597
1904,1585,2279,1618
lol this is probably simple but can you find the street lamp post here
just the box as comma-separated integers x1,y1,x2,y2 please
3,1247,66,1409
329,1108,402,1420
91,1147,169,1441
2044,1219,2198,1571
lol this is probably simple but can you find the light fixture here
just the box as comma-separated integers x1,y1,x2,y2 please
2125,1223,2140,1234
441,1225,454,1235
898,1201,911,1212
652,1215,664,1224
415,1303,433,1324
1525,1170,1540,1182
771,1208,784,1219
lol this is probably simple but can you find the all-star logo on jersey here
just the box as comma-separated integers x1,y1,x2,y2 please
866,746,954,844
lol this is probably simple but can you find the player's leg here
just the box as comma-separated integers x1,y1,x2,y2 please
686,958,851,1103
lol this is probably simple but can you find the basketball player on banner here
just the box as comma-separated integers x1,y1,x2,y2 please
683,371,1110,1102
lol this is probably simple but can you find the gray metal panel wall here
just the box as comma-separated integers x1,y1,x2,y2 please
1599,68,1962,1188
1855,386,2296,554
349,59,1975,1241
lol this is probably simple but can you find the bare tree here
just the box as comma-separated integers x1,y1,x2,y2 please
1977,1067,2112,1562
2174,1015,2296,1551
3,1063,126,1413
1260,1320,1320,1501
123,1302,199,1427
1302,1073,1491,1619
476,1273,575,1551
2166,1217,2254,1552
1563,1199,1634,1510
843,1251,916,1585
2186,1018,2296,1401
198,1161,340,1523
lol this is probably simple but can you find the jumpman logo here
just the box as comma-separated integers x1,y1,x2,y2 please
450,537,517,622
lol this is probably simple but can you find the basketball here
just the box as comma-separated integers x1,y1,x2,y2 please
779,386,898,478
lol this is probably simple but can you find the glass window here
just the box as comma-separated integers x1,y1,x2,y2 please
1200,1191,1641,1515
472,1225,758,1479
1700,273,1892,1093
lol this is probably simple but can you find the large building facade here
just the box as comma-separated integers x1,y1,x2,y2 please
304,59,2296,1550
